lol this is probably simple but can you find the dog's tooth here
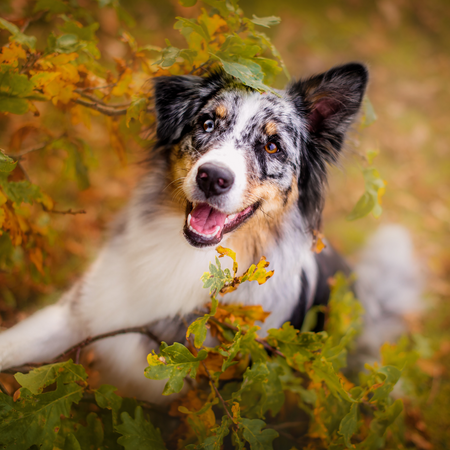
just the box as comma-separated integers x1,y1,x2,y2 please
187,214,192,226
228,213,237,221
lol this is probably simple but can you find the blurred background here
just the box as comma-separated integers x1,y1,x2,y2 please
1,0,449,446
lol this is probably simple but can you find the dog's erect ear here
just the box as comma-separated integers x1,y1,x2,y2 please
288,62,368,161
153,73,229,145
288,63,368,233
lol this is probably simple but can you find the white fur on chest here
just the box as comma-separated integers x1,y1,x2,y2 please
77,199,316,336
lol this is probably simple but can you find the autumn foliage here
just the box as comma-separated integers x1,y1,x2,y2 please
0,0,432,449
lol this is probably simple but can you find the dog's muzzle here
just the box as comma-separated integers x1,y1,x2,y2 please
183,163,259,248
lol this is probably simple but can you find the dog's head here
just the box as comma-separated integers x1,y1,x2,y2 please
154,64,368,248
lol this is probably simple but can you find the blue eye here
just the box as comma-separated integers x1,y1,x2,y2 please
265,142,278,154
203,119,214,132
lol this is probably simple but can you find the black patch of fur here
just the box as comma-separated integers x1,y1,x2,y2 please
288,63,368,232
153,71,235,146
289,270,310,330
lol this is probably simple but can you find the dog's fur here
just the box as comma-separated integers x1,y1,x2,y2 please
0,63,420,402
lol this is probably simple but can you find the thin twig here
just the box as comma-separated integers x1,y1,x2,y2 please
20,11,44,33
42,205,86,215
269,421,306,431
74,90,132,108
73,98,129,116
76,83,118,92
190,59,214,76
201,360,238,432
2,326,162,373
11,143,47,158
54,326,162,362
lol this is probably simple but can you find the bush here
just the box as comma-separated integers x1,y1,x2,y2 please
0,0,422,449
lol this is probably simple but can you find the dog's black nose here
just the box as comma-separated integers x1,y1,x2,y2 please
196,163,235,198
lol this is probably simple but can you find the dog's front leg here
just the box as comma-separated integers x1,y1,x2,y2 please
0,283,85,371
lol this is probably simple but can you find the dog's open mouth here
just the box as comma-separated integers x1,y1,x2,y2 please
183,202,259,247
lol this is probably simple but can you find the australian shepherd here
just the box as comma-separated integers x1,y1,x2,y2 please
0,63,421,401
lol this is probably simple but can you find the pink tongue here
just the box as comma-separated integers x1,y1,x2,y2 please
190,203,227,235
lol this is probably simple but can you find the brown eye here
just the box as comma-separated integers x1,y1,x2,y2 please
203,119,214,132
265,142,278,154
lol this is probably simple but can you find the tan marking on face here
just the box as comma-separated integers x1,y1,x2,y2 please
226,176,299,264
166,144,194,211
265,122,278,136
215,104,227,118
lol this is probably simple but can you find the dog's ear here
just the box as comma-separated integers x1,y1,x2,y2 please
153,73,229,145
288,63,368,232
288,62,368,161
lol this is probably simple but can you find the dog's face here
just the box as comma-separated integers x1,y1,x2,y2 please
154,64,368,248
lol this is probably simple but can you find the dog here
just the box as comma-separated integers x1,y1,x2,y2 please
0,63,421,402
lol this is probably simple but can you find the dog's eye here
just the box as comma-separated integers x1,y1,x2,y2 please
265,142,278,154
203,119,215,133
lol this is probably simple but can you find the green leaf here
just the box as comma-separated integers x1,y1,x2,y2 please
64,434,82,450
213,54,271,93
240,418,278,450
0,179,44,205
347,167,386,221
0,380,85,449
310,358,355,402
0,18,36,49
55,34,80,53
126,98,147,127
186,296,218,348
186,416,231,450
14,361,87,395
175,17,210,43
116,406,167,450
145,342,207,395
339,403,359,448
233,361,285,419
370,366,402,403
0,151,17,173
59,21,99,42
72,412,105,450
357,400,403,449
250,15,281,28
34,0,69,14
0,65,36,115
0,97,29,114
360,96,377,128
94,384,123,425
267,322,326,361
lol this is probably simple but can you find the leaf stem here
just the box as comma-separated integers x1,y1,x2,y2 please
201,360,239,432
208,316,286,359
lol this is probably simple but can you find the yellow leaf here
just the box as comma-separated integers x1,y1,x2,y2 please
111,68,133,97
0,206,5,232
216,245,238,274
43,53,78,67
0,42,26,67
29,247,45,276
0,190,7,207
59,63,80,83
377,181,387,205
312,230,327,254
